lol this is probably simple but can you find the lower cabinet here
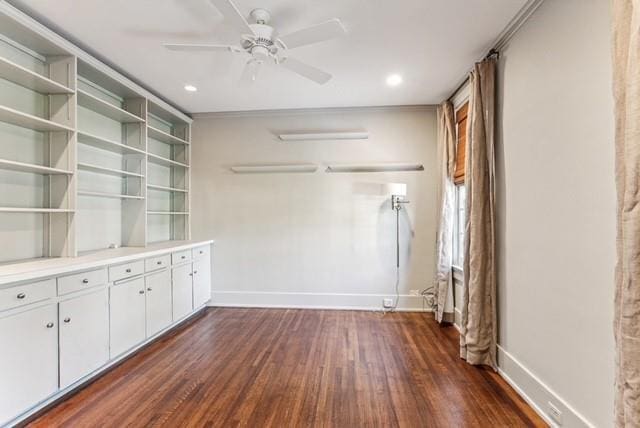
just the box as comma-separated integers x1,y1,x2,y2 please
59,288,109,388
193,257,212,308
145,270,172,337
110,277,146,358
172,263,193,321
0,304,58,425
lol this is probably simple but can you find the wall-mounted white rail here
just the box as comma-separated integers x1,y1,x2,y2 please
325,163,424,173
230,164,318,174
278,131,369,141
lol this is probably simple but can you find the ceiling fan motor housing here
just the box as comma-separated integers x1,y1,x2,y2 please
246,23,278,61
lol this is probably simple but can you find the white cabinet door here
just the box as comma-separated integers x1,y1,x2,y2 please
110,277,146,358
192,257,211,308
0,304,58,425
172,264,193,321
145,270,172,337
59,288,109,388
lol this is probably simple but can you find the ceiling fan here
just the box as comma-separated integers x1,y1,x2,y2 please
163,0,346,85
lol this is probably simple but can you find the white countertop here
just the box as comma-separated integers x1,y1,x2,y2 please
0,240,214,287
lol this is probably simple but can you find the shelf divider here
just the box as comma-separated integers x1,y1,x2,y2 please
147,126,189,145
0,104,75,132
0,56,75,94
77,162,144,178
78,190,144,200
0,158,73,175
77,131,145,155
147,184,187,193
77,89,145,123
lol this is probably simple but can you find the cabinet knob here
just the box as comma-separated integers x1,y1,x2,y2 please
16,293,26,299
126,268,132,273
181,255,186,259
139,290,145,294
147,287,152,291
194,270,198,274
46,322,54,328
189,273,193,276
199,251,203,254
63,317,71,323
82,278,89,284
157,261,162,265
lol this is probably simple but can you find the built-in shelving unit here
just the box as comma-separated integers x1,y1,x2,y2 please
0,3,192,264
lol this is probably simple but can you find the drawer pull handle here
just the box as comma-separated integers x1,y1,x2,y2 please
82,279,89,284
199,251,203,254
16,293,26,299
189,273,193,276
157,261,162,265
46,322,54,328
126,268,132,273
147,287,153,291
181,255,186,259
139,290,145,294
63,317,71,323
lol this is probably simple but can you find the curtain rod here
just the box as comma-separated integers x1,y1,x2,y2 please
446,49,499,103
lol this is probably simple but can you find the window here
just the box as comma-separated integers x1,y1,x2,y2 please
453,184,466,268
452,101,468,268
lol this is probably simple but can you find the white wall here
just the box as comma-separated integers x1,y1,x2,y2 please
190,107,438,310
496,0,615,426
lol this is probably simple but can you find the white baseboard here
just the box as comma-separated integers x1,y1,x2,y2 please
497,345,595,428
210,290,430,312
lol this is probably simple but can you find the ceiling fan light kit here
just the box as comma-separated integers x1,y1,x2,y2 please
164,0,346,85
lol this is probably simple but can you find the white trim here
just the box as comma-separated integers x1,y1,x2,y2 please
192,105,436,119
497,345,596,428
210,291,430,312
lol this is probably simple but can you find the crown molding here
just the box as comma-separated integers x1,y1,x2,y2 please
192,104,436,119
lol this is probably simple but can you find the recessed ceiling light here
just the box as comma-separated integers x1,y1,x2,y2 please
386,74,403,87
184,84,197,92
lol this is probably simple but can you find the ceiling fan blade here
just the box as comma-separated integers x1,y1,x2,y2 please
278,19,346,50
239,60,261,85
280,57,332,84
208,0,256,36
163,43,242,52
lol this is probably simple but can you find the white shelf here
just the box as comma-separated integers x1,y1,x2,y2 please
230,164,318,174
77,89,144,123
278,131,369,141
77,131,145,155
147,153,189,168
325,163,425,173
0,207,74,213
147,184,187,193
0,56,74,94
78,162,143,178
147,126,189,145
78,190,144,200
0,158,72,175
0,104,75,132
147,211,189,215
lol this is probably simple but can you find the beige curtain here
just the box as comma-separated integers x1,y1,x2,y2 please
434,102,456,323
611,1,640,425
459,58,497,368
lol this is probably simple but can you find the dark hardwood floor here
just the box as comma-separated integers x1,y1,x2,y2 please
28,308,545,427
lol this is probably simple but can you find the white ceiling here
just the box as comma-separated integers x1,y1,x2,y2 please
9,0,528,113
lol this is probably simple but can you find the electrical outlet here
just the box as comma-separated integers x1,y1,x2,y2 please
409,289,420,296
547,401,563,425
383,298,394,308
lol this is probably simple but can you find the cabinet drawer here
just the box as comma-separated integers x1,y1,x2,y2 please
0,279,55,312
145,254,170,272
57,268,107,296
192,245,210,260
109,260,144,282
172,250,191,265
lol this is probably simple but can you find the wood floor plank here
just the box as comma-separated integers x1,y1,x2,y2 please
26,308,547,428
